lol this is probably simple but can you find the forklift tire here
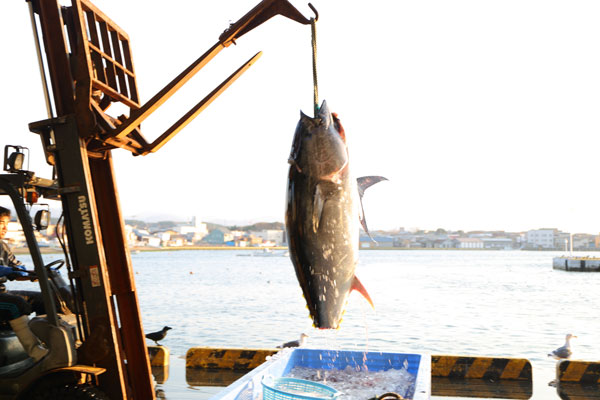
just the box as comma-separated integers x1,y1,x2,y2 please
29,383,110,399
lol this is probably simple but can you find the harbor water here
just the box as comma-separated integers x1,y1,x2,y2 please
17,249,600,399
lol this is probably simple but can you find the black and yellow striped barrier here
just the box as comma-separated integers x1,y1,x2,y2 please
186,347,279,370
431,355,532,381
431,355,533,399
557,360,600,384
148,345,170,366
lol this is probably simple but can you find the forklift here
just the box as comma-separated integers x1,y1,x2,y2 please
0,146,108,399
0,0,315,398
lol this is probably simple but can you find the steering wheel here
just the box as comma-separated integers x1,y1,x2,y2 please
44,259,65,271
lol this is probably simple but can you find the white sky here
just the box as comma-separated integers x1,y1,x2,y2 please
1,0,600,233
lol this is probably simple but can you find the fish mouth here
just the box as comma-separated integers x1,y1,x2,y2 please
299,100,332,131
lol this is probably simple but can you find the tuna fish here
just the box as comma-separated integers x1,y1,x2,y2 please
285,100,386,329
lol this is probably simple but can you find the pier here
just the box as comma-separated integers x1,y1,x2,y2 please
553,256,600,272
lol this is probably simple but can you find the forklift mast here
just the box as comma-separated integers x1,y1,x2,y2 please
23,0,312,398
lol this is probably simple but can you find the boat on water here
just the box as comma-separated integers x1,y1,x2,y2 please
236,248,289,257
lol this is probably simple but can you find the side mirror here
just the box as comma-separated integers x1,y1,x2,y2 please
34,210,50,231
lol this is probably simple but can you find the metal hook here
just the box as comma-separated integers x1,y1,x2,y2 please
308,3,319,21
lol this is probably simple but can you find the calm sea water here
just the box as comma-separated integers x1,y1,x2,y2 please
17,249,600,399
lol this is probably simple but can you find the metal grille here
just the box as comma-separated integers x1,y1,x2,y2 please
76,0,139,109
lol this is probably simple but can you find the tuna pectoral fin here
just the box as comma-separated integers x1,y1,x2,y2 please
312,183,325,232
357,176,388,198
352,275,374,309
357,176,388,237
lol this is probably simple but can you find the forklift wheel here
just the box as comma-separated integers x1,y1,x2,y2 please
28,383,110,399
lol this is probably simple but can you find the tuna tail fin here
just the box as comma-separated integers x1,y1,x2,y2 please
357,176,388,238
352,275,374,309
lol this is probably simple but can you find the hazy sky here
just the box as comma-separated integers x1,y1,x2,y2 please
2,0,600,233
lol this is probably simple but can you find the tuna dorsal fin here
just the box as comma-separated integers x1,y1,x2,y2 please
352,275,374,309
357,176,388,237
312,183,325,233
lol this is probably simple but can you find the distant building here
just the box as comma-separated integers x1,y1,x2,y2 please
250,230,285,246
178,217,209,242
359,235,395,248
153,230,178,245
230,230,246,239
140,236,161,247
440,239,459,248
203,230,225,244
555,232,571,251
166,234,187,247
573,234,596,250
5,221,25,246
482,237,514,250
124,224,138,247
526,229,557,249
456,238,484,249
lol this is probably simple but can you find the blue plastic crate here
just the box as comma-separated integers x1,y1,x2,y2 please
283,348,422,375
210,348,430,400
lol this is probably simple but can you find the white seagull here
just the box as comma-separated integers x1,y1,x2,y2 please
548,333,577,360
277,333,309,348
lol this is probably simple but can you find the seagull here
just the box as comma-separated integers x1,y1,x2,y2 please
548,333,577,360
145,326,172,346
277,333,309,348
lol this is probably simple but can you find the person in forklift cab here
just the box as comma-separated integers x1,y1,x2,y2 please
0,206,48,361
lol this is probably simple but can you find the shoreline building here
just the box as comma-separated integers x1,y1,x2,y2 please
526,228,557,249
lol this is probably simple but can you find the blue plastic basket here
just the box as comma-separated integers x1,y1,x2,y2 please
262,376,342,400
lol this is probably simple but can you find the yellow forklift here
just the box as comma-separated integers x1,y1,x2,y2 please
0,0,314,398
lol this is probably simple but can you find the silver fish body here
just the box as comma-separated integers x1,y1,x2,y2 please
285,101,372,329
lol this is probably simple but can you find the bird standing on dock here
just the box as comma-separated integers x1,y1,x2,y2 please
145,326,172,346
548,333,576,360
277,333,309,348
